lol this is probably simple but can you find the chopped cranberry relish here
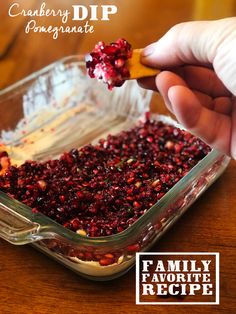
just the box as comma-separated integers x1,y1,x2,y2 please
0,117,210,237
86,38,132,90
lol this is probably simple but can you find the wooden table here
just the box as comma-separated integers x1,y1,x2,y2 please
0,1,236,313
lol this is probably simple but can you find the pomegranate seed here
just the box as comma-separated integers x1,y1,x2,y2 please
99,257,114,266
59,195,65,202
145,111,151,121
76,191,84,198
104,253,114,259
127,177,135,184
71,218,80,230
78,252,85,259
115,58,125,68
174,143,182,153
147,136,153,143
117,226,124,233
133,201,141,208
127,244,140,252
85,252,93,260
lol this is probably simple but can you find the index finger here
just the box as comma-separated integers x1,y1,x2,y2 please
173,65,232,98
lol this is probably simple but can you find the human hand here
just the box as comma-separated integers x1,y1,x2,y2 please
139,17,236,159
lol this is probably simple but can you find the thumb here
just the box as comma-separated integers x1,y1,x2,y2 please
141,20,219,67
141,18,236,95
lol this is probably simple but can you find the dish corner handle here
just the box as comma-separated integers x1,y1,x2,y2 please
0,202,47,245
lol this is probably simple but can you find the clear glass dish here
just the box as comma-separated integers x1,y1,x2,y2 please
0,56,230,280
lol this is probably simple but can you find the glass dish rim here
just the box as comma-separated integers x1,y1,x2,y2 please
0,55,226,246
0,149,222,244
0,55,85,98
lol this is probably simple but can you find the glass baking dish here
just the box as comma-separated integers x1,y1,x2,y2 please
0,55,230,280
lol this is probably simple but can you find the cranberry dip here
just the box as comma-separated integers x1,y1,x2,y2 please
86,38,132,90
0,115,210,238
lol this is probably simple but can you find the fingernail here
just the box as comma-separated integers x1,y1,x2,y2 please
141,43,156,57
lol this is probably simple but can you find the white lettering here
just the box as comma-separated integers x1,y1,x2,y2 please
202,284,213,295
141,273,150,282
25,19,36,33
90,5,98,20
202,260,211,272
142,260,153,272
101,5,117,20
155,260,165,272
182,260,189,272
169,284,180,295
175,273,186,282
151,273,159,282
191,273,202,282
189,284,201,295
25,20,94,40
202,273,211,282
142,284,155,295
72,5,88,21
8,3,20,17
191,260,201,272
9,2,70,24
157,284,167,295
167,260,181,272
166,273,176,282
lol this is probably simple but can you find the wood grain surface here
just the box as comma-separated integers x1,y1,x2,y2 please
0,1,236,314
